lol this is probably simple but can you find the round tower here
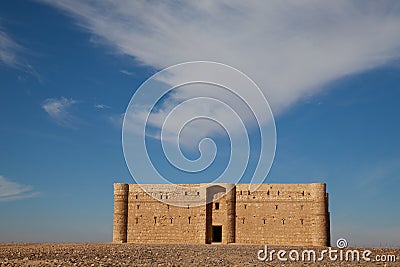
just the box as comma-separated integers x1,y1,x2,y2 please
113,183,129,243
310,183,330,246
225,185,236,244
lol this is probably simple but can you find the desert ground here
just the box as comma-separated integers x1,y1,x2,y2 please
0,243,398,266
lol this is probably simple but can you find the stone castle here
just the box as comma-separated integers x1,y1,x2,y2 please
113,183,330,246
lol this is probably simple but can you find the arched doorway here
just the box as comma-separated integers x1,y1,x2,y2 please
205,184,236,244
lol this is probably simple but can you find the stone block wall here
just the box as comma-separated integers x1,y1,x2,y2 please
113,183,330,246
235,183,330,246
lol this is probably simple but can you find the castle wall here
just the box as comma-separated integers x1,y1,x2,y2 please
126,184,207,243
235,183,330,246
113,183,330,246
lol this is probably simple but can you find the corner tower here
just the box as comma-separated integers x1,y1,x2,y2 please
112,183,129,243
310,183,330,246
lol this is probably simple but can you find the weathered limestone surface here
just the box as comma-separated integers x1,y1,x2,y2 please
113,183,330,246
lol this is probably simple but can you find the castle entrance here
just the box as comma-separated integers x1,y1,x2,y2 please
212,225,222,243
205,184,235,244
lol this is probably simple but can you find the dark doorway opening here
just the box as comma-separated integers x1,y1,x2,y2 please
212,225,222,243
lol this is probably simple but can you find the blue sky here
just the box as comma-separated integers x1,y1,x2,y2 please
0,1,400,247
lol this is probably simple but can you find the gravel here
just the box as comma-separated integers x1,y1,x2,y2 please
0,243,398,266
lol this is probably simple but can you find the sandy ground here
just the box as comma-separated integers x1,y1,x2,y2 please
0,243,398,266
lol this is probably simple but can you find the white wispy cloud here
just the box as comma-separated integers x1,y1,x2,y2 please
39,1,400,112
107,113,124,128
0,24,23,68
42,97,78,126
119,70,134,76
94,103,110,109
0,20,42,81
40,1,400,142
0,175,39,202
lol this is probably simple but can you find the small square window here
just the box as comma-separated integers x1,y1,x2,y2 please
215,202,220,210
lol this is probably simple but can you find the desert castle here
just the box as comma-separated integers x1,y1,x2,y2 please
113,183,330,246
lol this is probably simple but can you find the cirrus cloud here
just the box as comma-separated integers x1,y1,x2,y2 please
38,0,400,114
0,175,39,202
42,97,78,127
0,20,41,81
38,1,400,145
0,22,25,68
